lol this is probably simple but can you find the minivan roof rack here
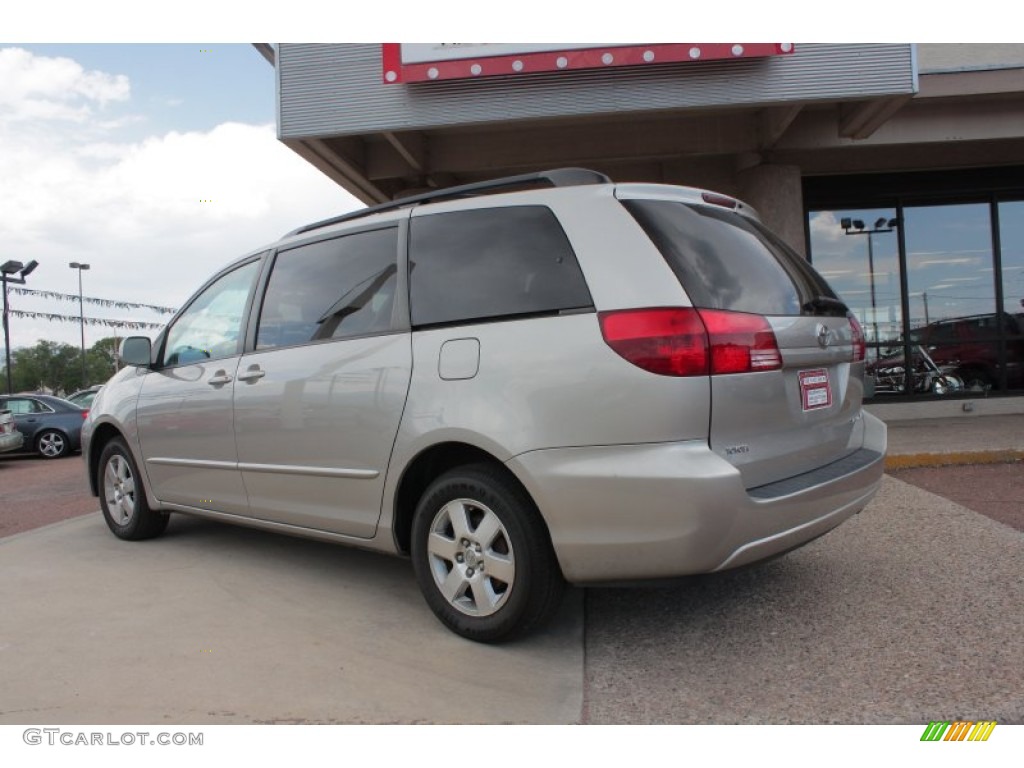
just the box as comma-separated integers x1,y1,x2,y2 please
285,168,612,238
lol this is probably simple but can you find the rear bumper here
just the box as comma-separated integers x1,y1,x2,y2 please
508,413,887,583
0,430,24,453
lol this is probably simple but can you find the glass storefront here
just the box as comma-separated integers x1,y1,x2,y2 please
808,207,906,393
806,169,1024,400
998,201,1024,391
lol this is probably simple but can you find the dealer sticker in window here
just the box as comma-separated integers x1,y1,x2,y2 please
799,369,833,411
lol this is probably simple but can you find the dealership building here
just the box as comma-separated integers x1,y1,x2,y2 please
259,43,1024,414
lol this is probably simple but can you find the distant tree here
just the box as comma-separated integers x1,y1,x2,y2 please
1,337,122,395
5,340,82,393
85,336,120,384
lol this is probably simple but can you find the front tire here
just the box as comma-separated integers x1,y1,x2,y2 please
98,438,169,540
931,374,963,395
411,464,564,643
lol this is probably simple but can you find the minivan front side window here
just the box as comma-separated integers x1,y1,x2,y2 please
163,260,260,367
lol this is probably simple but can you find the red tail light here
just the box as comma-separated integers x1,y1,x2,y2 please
81,409,89,420
848,314,866,362
598,308,709,376
599,307,782,377
699,309,783,374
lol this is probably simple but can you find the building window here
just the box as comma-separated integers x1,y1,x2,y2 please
903,203,1000,393
808,188,1024,399
808,208,906,393
997,201,1024,392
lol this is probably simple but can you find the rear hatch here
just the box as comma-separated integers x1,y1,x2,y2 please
620,194,867,489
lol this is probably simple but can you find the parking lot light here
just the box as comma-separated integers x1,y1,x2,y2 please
2,259,39,394
69,262,91,389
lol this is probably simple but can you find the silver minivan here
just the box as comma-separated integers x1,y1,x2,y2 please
83,169,886,642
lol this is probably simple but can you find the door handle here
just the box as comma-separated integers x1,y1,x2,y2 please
237,366,266,383
208,372,233,386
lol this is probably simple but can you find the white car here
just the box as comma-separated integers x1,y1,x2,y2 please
0,408,25,454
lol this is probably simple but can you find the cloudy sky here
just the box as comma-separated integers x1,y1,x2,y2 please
0,43,359,353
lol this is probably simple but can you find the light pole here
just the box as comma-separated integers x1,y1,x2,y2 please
840,216,898,345
69,262,91,388
2,259,39,394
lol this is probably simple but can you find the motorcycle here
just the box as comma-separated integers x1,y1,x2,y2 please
867,344,964,396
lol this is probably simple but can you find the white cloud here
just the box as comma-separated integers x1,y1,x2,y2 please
0,48,360,354
0,47,130,124
807,210,845,245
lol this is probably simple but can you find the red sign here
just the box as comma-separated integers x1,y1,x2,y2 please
798,369,833,412
382,43,794,85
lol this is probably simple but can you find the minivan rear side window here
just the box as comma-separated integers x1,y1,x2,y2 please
409,206,592,327
256,227,399,349
623,200,839,317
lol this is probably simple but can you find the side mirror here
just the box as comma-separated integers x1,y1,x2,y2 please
119,337,153,368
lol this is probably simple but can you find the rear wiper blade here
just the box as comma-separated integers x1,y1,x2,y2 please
802,295,849,315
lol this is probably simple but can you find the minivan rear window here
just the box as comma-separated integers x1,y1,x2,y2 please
623,200,840,317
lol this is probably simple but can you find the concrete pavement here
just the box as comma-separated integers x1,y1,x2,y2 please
0,514,582,724
885,413,1024,469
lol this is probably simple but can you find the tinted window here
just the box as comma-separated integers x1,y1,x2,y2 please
624,200,838,316
164,260,260,366
410,206,591,327
256,227,399,349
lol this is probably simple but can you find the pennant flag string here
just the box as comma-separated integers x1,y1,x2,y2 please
9,309,168,331
8,287,177,315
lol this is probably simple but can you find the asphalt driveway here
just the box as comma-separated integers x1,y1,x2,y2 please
584,475,1024,723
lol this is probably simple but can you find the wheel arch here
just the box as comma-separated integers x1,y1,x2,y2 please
86,422,130,496
391,441,554,558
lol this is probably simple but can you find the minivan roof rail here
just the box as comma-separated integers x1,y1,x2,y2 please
285,168,612,237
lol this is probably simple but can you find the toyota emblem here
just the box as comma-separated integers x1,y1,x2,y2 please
816,324,833,348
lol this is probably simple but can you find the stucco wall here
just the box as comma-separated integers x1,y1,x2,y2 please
917,44,1024,73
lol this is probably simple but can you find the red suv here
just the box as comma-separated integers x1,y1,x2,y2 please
909,312,1024,392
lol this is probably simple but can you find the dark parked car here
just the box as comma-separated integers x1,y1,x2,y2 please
0,394,87,458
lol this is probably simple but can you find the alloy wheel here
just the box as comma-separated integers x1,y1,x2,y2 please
425,498,516,617
104,454,136,526
37,431,66,458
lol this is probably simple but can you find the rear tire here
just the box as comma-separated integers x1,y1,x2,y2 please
411,464,564,643
35,429,70,459
959,368,994,392
98,438,169,540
